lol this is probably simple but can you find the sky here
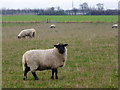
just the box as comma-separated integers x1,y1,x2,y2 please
1,0,119,10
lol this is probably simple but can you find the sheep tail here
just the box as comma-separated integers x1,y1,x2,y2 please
22,55,28,71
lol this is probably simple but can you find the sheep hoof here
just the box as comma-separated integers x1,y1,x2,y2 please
56,77,58,79
51,77,54,79
35,78,39,80
23,78,27,80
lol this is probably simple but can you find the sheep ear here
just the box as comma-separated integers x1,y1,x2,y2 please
54,45,58,48
64,44,68,47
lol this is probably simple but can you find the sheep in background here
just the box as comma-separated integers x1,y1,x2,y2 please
22,43,68,80
18,28,36,39
50,24,55,28
112,24,118,28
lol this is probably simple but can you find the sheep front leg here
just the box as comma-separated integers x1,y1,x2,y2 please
55,69,58,79
31,71,39,80
51,69,58,79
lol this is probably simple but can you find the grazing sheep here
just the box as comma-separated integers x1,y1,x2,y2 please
50,24,55,28
18,28,36,39
22,43,68,80
112,24,118,28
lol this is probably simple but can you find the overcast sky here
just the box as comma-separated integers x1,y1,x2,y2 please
1,0,119,10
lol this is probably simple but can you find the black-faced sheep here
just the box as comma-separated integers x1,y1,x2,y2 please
50,24,55,28
112,24,118,28
18,28,36,39
22,43,68,80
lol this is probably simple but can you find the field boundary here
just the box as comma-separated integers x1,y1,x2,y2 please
1,21,115,23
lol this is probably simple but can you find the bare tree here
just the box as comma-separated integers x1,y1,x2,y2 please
80,2,89,14
96,3,104,10
50,7,55,11
80,2,89,10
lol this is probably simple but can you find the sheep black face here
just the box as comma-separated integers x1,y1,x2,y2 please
54,43,68,54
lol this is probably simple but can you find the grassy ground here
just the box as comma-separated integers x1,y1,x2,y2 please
2,23,118,88
2,15,118,23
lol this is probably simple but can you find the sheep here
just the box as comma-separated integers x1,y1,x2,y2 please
22,43,68,80
18,28,36,39
50,24,55,28
112,24,118,28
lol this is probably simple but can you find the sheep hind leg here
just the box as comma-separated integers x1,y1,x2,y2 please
23,67,30,80
31,71,39,80
51,69,55,79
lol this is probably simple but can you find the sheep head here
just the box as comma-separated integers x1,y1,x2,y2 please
54,43,68,54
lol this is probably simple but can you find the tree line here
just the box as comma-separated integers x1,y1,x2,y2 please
2,2,118,15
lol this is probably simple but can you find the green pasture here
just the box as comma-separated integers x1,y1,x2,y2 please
2,23,118,88
2,15,118,23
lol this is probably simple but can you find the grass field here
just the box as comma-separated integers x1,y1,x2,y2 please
2,15,118,23
2,22,118,88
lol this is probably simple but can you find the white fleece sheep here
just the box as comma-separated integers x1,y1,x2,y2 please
50,24,55,28
18,28,36,39
112,24,118,28
22,43,68,80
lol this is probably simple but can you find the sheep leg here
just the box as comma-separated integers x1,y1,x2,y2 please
31,71,39,80
51,69,58,79
55,69,58,79
33,32,35,37
51,69,55,79
23,67,30,80
23,36,26,38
